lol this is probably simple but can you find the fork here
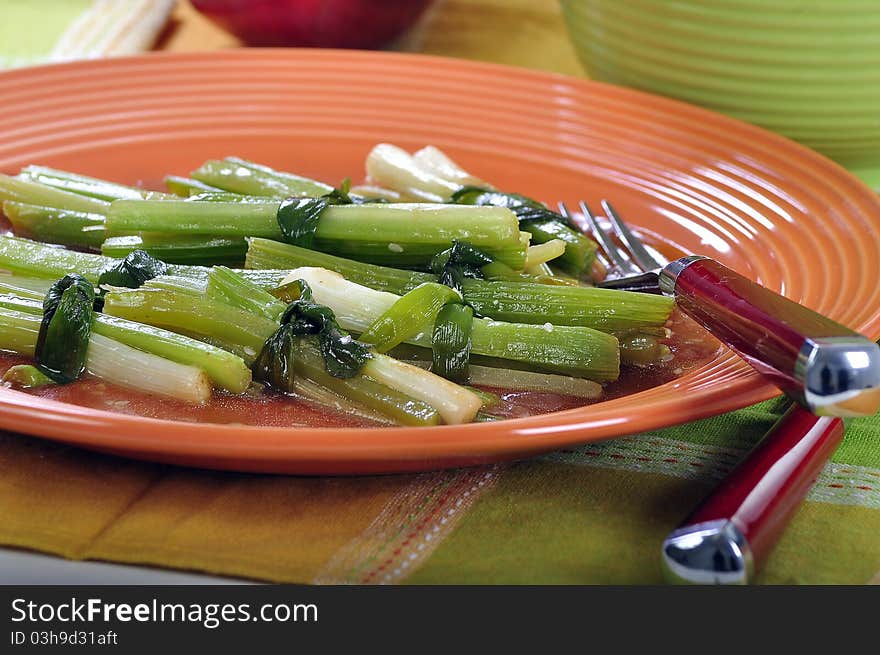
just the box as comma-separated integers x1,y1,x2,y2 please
559,199,880,584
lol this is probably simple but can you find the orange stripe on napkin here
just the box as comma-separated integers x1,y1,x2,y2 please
314,466,500,584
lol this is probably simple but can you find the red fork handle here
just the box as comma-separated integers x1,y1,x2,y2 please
661,405,844,584
659,256,880,417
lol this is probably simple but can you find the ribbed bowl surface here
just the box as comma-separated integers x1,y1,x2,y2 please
560,0,880,182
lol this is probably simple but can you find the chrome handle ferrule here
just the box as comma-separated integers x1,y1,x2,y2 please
658,255,707,295
661,519,753,585
795,336,880,416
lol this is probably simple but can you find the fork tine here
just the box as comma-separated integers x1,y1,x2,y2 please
600,200,666,271
577,200,643,275
558,201,612,272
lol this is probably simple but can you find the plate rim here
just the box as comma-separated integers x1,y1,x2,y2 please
1,48,878,474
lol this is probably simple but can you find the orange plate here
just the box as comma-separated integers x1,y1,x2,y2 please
1,50,878,474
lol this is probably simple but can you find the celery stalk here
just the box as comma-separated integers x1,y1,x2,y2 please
284,267,620,381
246,238,670,332
206,266,287,321
0,307,212,403
358,283,460,353
102,289,278,363
164,175,227,197
362,353,481,424
0,275,52,299
0,294,252,394
0,235,196,282
0,235,111,281
0,174,110,213
106,199,280,238
245,237,434,294
364,143,600,277
469,318,619,382
460,279,674,332
291,338,439,427
19,166,171,201
191,158,332,198
102,235,247,266
106,200,527,269
402,360,603,399
3,201,106,250
0,308,40,356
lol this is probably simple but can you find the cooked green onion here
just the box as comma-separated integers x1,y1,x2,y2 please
206,266,286,321
191,157,333,198
283,267,619,381
359,283,460,353
432,303,473,382
362,352,481,425
164,175,227,197
85,333,212,404
2,364,55,389
35,275,95,383
291,337,440,427
101,235,247,266
19,166,171,201
106,200,526,269
0,306,212,402
0,293,251,394
460,279,674,332
3,201,106,250
0,173,110,213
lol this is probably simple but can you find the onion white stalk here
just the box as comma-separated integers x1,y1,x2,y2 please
85,333,212,404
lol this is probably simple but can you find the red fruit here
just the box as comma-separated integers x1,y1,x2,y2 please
191,0,433,49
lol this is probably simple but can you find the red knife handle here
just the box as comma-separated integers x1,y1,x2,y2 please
659,256,880,417
661,405,844,584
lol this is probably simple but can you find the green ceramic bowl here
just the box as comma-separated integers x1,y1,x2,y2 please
560,0,880,186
